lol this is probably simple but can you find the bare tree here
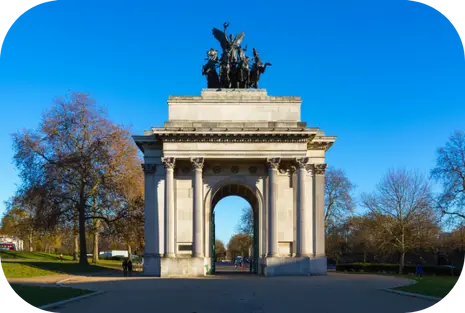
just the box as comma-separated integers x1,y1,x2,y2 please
325,167,356,228
12,93,141,265
235,206,254,236
432,131,465,222
361,169,437,274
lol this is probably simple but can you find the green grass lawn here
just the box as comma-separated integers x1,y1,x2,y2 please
0,251,73,261
393,276,459,298
10,284,94,307
1,251,121,279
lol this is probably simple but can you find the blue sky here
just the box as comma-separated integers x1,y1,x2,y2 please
0,0,464,244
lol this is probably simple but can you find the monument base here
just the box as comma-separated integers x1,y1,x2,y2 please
262,256,328,276
143,256,207,277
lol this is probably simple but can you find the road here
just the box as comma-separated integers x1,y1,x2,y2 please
50,272,436,313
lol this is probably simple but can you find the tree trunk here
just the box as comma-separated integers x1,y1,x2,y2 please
78,187,88,265
399,251,405,275
127,242,132,259
28,231,33,252
73,226,79,261
92,220,99,264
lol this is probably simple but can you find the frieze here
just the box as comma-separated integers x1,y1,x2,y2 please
307,141,334,151
159,134,309,143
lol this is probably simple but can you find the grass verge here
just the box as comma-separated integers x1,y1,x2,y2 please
9,284,94,307
392,276,459,298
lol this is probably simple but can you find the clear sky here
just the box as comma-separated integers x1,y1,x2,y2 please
0,0,464,244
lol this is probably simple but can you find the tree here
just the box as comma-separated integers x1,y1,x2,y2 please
235,207,254,236
215,239,226,261
361,169,438,274
325,167,356,229
227,234,252,260
12,93,141,264
432,131,465,222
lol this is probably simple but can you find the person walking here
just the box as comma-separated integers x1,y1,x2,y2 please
59,254,63,263
122,258,128,277
127,259,133,277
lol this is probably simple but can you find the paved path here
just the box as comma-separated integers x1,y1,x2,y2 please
51,273,436,313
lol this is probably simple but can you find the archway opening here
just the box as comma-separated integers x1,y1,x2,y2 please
210,184,260,275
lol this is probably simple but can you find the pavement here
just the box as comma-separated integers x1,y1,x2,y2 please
43,272,437,313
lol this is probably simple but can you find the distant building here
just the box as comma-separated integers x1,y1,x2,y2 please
0,235,24,251
99,250,129,258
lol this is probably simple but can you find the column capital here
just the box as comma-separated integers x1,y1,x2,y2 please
190,157,205,170
266,157,281,170
314,164,327,175
162,157,176,169
295,157,309,169
141,163,156,174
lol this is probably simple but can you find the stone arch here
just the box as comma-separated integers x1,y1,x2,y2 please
203,177,265,270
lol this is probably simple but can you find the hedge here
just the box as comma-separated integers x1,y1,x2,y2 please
336,263,462,276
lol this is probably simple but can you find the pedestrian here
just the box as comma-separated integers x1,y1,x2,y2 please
59,254,63,263
415,263,424,278
127,259,133,277
122,258,128,277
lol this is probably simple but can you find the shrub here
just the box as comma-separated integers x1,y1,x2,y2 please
336,263,462,276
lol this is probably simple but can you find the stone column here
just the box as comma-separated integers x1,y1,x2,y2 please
296,157,310,257
162,157,176,258
191,157,204,257
142,164,157,259
314,164,327,257
266,157,280,257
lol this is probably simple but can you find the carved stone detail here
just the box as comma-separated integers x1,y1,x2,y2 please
159,134,309,143
249,166,258,174
162,157,176,169
314,164,327,175
212,165,221,174
141,163,156,174
266,157,281,170
190,157,204,170
307,141,334,151
295,157,309,169
231,166,239,174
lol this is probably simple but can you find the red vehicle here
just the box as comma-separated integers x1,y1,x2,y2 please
0,243,16,251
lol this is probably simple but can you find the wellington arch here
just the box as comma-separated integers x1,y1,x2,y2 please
133,89,336,276
133,23,336,277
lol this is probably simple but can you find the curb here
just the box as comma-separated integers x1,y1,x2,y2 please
38,290,105,310
381,288,442,302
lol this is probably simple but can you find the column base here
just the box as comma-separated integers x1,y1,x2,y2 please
262,256,328,276
160,256,207,277
143,254,162,276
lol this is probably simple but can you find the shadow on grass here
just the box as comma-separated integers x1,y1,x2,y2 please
3,260,121,277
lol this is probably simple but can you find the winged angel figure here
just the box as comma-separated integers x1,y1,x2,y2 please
212,22,245,64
